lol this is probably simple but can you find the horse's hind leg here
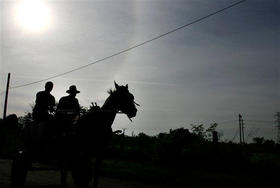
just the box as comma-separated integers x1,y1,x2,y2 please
61,169,68,188
60,160,69,188
11,151,30,188
72,155,92,188
93,156,102,188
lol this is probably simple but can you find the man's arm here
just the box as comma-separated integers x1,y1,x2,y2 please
35,92,41,104
49,96,56,112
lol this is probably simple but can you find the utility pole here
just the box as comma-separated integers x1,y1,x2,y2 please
238,114,245,144
242,118,245,144
3,73,11,119
239,114,242,144
275,112,280,144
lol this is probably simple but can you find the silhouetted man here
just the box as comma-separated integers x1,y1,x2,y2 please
56,85,81,187
32,81,55,122
56,85,80,124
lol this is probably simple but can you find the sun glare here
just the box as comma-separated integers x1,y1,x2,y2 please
15,0,52,33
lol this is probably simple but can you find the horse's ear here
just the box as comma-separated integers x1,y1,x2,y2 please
114,81,120,89
125,84,128,89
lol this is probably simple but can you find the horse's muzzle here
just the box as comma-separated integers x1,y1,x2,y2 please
127,107,137,119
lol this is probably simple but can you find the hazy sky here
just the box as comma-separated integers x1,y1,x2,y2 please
1,0,279,142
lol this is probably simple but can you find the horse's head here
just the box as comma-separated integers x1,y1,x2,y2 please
112,81,138,119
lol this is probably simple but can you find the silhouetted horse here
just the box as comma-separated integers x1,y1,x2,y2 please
11,82,138,188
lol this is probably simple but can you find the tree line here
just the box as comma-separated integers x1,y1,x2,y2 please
0,110,279,170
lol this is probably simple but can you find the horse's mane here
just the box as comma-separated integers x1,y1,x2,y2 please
107,85,127,95
107,89,115,95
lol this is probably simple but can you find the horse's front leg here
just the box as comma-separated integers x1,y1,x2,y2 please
93,156,102,188
60,160,68,188
72,153,92,188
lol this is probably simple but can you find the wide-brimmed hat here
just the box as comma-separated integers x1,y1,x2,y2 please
66,85,80,94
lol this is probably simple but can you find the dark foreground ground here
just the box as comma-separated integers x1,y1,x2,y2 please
1,158,279,188
0,159,159,188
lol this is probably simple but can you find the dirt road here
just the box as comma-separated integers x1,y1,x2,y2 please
0,159,160,188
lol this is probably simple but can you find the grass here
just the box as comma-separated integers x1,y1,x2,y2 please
1,152,280,188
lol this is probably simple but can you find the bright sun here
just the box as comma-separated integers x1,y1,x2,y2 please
15,0,52,33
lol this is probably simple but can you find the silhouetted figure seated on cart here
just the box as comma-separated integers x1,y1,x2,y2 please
26,82,55,155
32,81,55,123
31,81,55,139
55,85,81,187
27,85,81,159
56,85,80,136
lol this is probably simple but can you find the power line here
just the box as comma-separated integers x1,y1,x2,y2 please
231,129,239,142
245,120,274,124
218,120,237,124
246,127,260,140
8,0,246,90
181,119,273,127
216,119,274,127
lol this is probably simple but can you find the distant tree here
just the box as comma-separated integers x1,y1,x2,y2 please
263,139,275,145
253,137,265,145
263,139,275,150
18,112,32,128
136,132,154,146
191,123,219,141
206,123,218,133
156,128,195,162
137,132,151,139
190,124,205,138
206,123,218,141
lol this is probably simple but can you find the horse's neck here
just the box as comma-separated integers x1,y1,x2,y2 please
100,94,117,126
101,93,117,112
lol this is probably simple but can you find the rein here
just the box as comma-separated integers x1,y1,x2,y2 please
88,109,132,122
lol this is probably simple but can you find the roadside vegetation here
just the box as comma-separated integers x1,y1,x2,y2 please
0,113,279,187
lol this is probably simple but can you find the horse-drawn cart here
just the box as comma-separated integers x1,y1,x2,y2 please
5,82,138,188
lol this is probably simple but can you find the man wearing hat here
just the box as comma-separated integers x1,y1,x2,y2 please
56,85,80,187
56,85,81,118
